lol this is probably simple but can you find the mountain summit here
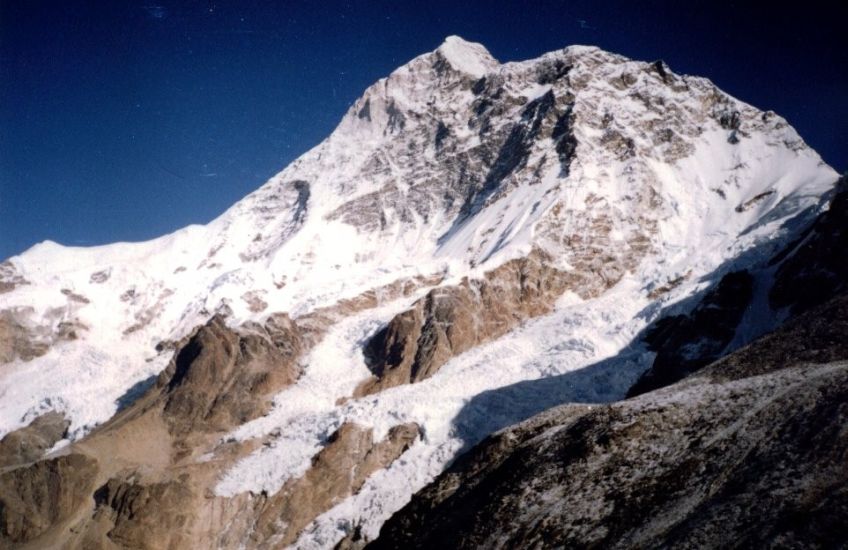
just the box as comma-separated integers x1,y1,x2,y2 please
435,35,499,76
0,37,841,548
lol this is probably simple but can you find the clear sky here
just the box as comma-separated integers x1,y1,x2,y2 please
1,0,845,260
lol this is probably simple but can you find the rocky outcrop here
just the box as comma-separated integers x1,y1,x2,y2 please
690,291,848,382
296,274,445,349
0,261,28,295
770,178,848,315
0,411,69,468
370,293,848,549
158,314,303,436
0,306,87,364
0,309,50,363
237,179,311,262
89,477,196,549
253,422,420,547
356,253,589,396
0,453,98,544
0,311,309,548
628,270,754,396
0,37,838,550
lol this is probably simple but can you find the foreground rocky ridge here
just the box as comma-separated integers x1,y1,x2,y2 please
371,292,848,549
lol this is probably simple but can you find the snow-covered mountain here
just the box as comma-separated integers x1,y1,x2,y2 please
0,36,839,548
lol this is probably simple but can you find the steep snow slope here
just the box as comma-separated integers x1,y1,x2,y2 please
0,36,838,547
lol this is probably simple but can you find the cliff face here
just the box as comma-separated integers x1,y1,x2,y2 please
0,35,840,548
0,454,98,545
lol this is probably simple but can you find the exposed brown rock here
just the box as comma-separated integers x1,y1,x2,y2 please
0,285,432,549
88,269,111,284
158,314,303,436
0,453,98,544
296,273,445,348
0,42,832,550
735,189,776,212
334,525,368,550
60,288,90,304
253,422,420,547
241,290,268,313
0,308,87,365
0,411,69,468
90,477,195,549
355,252,588,396
123,288,175,335
646,271,690,300
0,309,49,363
692,291,848,383
0,311,308,549
630,181,847,398
56,320,87,341
535,195,657,296
0,261,28,295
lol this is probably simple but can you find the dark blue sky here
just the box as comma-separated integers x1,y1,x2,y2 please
1,1,845,259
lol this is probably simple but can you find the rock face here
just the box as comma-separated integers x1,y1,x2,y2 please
0,307,86,364
0,453,98,544
0,313,307,548
0,310,421,549
770,177,848,315
0,261,27,295
357,253,587,395
0,411,69,468
89,477,196,549
370,293,848,549
0,309,50,363
158,314,302,436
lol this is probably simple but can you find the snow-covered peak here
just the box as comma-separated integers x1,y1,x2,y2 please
0,37,838,448
434,35,499,77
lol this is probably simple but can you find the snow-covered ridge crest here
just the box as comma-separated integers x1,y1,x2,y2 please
0,37,836,470
435,35,499,77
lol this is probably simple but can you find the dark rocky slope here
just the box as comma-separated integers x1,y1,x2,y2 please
370,292,848,549
769,177,848,314
629,176,847,396
0,38,840,548
628,269,754,395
